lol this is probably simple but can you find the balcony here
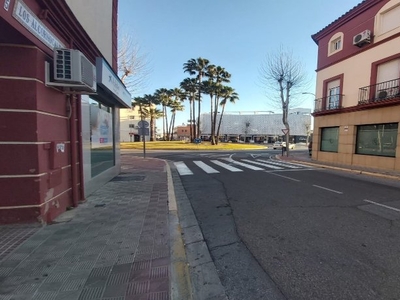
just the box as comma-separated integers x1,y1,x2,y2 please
314,95,343,113
358,78,400,105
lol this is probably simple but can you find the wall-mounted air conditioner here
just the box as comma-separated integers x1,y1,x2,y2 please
51,48,96,92
353,30,371,47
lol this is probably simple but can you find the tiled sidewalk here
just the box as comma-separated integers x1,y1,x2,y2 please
0,225,41,262
0,156,170,300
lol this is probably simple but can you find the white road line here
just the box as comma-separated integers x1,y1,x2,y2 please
211,160,243,172
258,159,301,169
364,199,400,213
174,161,193,176
222,158,264,171
268,172,301,182
193,161,220,174
273,160,309,168
313,185,343,194
242,159,283,170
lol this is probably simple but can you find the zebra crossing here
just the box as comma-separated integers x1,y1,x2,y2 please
173,159,312,176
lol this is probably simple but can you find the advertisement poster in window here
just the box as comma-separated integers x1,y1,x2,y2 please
90,105,113,149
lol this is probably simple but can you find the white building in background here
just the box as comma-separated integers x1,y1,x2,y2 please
120,108,151,142
200,108,312,143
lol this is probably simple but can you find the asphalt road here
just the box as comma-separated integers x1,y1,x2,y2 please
149,149,400,299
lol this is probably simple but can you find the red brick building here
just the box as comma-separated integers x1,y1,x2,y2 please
176,125,191,141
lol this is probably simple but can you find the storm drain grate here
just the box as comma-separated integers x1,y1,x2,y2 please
112,175,146,182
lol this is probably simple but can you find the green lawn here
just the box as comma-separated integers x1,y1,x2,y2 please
120,141,267,150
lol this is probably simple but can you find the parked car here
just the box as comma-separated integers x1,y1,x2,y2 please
272,141,283,149
282,142,295,149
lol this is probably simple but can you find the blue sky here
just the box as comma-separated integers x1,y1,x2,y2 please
118,0,362,126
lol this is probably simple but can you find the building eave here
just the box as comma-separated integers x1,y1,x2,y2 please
311,0,380,45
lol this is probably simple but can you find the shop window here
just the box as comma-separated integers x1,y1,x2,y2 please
90,100,114,176
320,127,339,152
356,123,398,157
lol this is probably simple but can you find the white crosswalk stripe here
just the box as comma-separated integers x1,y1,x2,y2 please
210,160,243,172
174,161,193,176
256,159,301,169
222,158,264,170
193,161,220,173
174,159,311,176
241,159,283,170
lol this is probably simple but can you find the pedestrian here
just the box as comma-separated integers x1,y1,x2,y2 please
308,141,312,157
282,143,287,156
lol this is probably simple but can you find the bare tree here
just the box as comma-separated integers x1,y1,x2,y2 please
118,32,151,94
259,46,308,156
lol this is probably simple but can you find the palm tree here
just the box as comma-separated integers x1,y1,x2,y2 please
180,78,197,141
168,100,185,141
183,58,210,139
132,96,148,142
132,96,147,119
202,79,219,144
168,88,185,140
154,88,171,140
204,65,231,144
142,93,158,141
143,107,163,141
216,86,239,144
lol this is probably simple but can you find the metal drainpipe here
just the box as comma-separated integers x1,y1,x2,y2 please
69,94,79,207
76,95,85,202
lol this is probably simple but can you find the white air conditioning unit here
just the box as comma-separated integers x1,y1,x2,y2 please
53,48,96,92
353,30,371,47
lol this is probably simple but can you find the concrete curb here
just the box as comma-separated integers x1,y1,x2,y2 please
166,162,193,300
168,162,227,300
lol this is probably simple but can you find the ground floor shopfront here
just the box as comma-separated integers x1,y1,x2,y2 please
0,0,129,224
312,103,400,172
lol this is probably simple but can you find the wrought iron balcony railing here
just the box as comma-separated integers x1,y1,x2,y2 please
358,78,400,105
314,95,343,113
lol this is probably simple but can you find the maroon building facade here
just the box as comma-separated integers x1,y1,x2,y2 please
0,0,129,224
311,0,400,171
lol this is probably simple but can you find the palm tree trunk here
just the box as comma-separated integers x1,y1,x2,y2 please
168,113,174,140
210,95,215,144
189,99,193,141
162,105,166,140
197,75,202,139
212,96,219,144
164,106,169,141
150,117,154,141
192,96,196,141
216,104,226,143
170,113,176,140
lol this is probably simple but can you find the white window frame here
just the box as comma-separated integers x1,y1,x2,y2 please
326,79,341,110
374,0,400,42
328,32,344,56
